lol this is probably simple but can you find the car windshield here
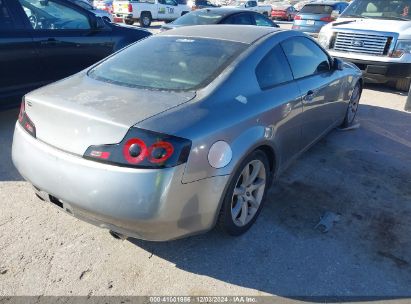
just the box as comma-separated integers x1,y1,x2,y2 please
341,0,411,20
172,10,223,25
300,4,334,14
88,36,247,91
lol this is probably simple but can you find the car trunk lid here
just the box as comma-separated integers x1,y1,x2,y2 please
24,73,196,156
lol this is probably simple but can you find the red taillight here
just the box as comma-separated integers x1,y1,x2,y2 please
148,141,174,164
128,3,132,12
294,15,301,20
123,138,147,164
18,99,36,138
320,16,333,22
84,128,191,169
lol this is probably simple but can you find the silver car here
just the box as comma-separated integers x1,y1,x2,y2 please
12,25,362,241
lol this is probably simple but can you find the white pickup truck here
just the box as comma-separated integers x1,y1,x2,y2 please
318,0,411,91
113,0,190,27
227,0,272,16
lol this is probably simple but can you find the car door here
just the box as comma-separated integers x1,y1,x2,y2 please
16,0,113,83
254,44,303,165
157,0,177,20
281,36,344,149
0,0,44,105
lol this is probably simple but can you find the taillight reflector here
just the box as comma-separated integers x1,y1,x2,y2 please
294,15,301,20
148,141,174,164
320,16,333,22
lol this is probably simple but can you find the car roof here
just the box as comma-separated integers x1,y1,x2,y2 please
305,1,346,5
157,24,283,44
191,7,257,16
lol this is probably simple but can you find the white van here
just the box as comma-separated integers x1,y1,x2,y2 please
318,0,411,90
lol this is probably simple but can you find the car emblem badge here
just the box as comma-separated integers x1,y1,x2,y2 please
352,39,364,47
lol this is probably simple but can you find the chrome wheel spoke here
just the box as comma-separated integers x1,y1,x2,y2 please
246,162,261,185
241,164,250,186
238,200,248,225
249,178,265,191
231,197,243,219
234,186,245,196
248,195,259,208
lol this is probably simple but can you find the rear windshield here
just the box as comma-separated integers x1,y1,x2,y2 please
172,10,223,25
88,36,247,91
300,4,334,14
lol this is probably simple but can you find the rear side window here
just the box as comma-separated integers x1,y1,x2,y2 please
300,4,334,14
281,37,330,79
253,13,274,27
0,0,14,30
255,44,293,90
222,13,254,25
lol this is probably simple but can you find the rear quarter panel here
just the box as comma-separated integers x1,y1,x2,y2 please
137,31,309,183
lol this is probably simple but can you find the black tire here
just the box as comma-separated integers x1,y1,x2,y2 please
139,12,152,27
395,78,411,92
341,82,361,128
217,150,270,236
124,19,134,25
287,14,292,21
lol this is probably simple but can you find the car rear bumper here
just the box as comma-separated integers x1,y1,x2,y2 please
12,123,230,241
334,57,411,81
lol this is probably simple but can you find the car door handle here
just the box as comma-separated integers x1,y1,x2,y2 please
303,90,315,103
40,38,60,45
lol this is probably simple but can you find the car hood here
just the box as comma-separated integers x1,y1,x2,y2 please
24,72,196,155
331,18,411,38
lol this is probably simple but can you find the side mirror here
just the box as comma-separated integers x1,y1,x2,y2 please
331,9,340,20
95,16,107,29
333,58,344,70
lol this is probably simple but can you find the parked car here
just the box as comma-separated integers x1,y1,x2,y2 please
161,8,278,30
271,4,297,20
68,0,113,21
292,1,348,36
0,0,151,109
113,0,190,26
12,25,362,241
227,0,272,16
318,0,411,91
93,0,113,13
187,0,220,10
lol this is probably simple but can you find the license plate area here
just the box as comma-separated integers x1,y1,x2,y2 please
306,20,315,25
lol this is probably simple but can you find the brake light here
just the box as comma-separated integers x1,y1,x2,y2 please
18,99,36,138
84,128,191,169
320,16,333,22
294,15,301,20
128,3,133,12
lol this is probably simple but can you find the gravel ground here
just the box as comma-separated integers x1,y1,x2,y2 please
0,23,410,300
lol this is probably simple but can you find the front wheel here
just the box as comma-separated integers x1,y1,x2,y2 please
341,82,361,128
218,150,270,236
139,12,152,27
124,19,134,25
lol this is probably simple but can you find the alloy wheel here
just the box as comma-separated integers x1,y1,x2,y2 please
231,160,266,227
347,84,360,124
